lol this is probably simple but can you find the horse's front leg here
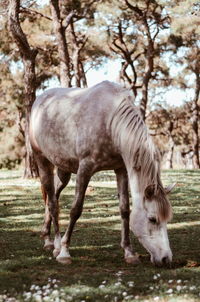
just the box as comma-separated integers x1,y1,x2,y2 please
56,160,93,264
115,168,140,264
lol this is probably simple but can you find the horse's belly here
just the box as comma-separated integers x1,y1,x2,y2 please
42,146,123,174
42,150,79,173
93,155,124,172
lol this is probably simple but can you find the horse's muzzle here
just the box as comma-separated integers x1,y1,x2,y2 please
152,255,172,267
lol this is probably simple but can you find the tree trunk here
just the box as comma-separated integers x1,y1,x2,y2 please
140,23,154,121
166,136,175,169
73,48,81,87
80,61,88,87
50,0,72,87
8,0,38,178
191,72,200,168
69,20,88,88
23,59,39,178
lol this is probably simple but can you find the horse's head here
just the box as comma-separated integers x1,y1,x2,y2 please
130,183,175,266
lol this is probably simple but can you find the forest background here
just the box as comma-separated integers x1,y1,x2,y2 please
0,0,199,177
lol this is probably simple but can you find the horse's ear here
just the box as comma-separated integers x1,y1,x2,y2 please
165,183,176,194
144,185,155,200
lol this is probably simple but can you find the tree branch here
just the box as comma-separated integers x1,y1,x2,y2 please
8,0,38,60
20,6,52,21
124,0,143,17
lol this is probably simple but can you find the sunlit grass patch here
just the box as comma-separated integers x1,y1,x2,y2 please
0,169,200,301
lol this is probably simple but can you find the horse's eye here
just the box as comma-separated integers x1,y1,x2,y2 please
149,217,157,224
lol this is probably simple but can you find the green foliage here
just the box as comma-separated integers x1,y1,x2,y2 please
147,102,194,149
0,124,24,169
0,0,199,168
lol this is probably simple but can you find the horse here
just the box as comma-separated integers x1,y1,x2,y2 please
30,80,175,266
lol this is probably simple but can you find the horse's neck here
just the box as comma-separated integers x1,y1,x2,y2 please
128,171,143,209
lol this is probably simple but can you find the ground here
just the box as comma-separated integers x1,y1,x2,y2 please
0,169,199,302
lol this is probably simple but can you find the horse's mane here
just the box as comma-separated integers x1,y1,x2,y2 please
110,97,172,222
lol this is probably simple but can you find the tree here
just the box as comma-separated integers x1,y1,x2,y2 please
147,103,194,168
50,0,73,87
96,0,170,119
50,0,98,87
8,0,40,178
169,0,200,168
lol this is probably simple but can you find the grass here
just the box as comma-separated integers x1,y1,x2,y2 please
0,169,200,302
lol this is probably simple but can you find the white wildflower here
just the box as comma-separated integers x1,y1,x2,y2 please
35,286,40,291
44,289,51,296
127,281,134,287
23,292,32,299
116,271,123,276
51,289,59,297
176,285,182,291
99,285,105,289
166,288,173,294
33,294,42,302
114,282,122,287
125,295,134,300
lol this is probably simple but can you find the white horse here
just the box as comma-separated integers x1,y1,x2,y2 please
30,81,174,266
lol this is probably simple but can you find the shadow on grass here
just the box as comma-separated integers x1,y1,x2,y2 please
0,225,200,302
0,169,200,301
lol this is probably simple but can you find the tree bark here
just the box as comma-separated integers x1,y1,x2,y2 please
191,71,200,168
165,119,175,169
69,20,88,88
8,0,38,178
124,0,156,121
50,0,72,87
166,136,175,169
140,21,154,121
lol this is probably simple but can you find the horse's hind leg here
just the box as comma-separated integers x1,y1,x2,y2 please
35,154,61,256
55,169,71,200
115,168,140,264
41,184,54,250
42,169,71,251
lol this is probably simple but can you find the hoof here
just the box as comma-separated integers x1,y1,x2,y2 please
56,256,72,264
125,255,140,265
53,248,60,258
44,242,54,251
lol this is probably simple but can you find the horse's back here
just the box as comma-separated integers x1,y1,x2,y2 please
33,81,130,108
30,81,132,172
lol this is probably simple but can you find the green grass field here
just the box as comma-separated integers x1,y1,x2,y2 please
0,169,199,302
